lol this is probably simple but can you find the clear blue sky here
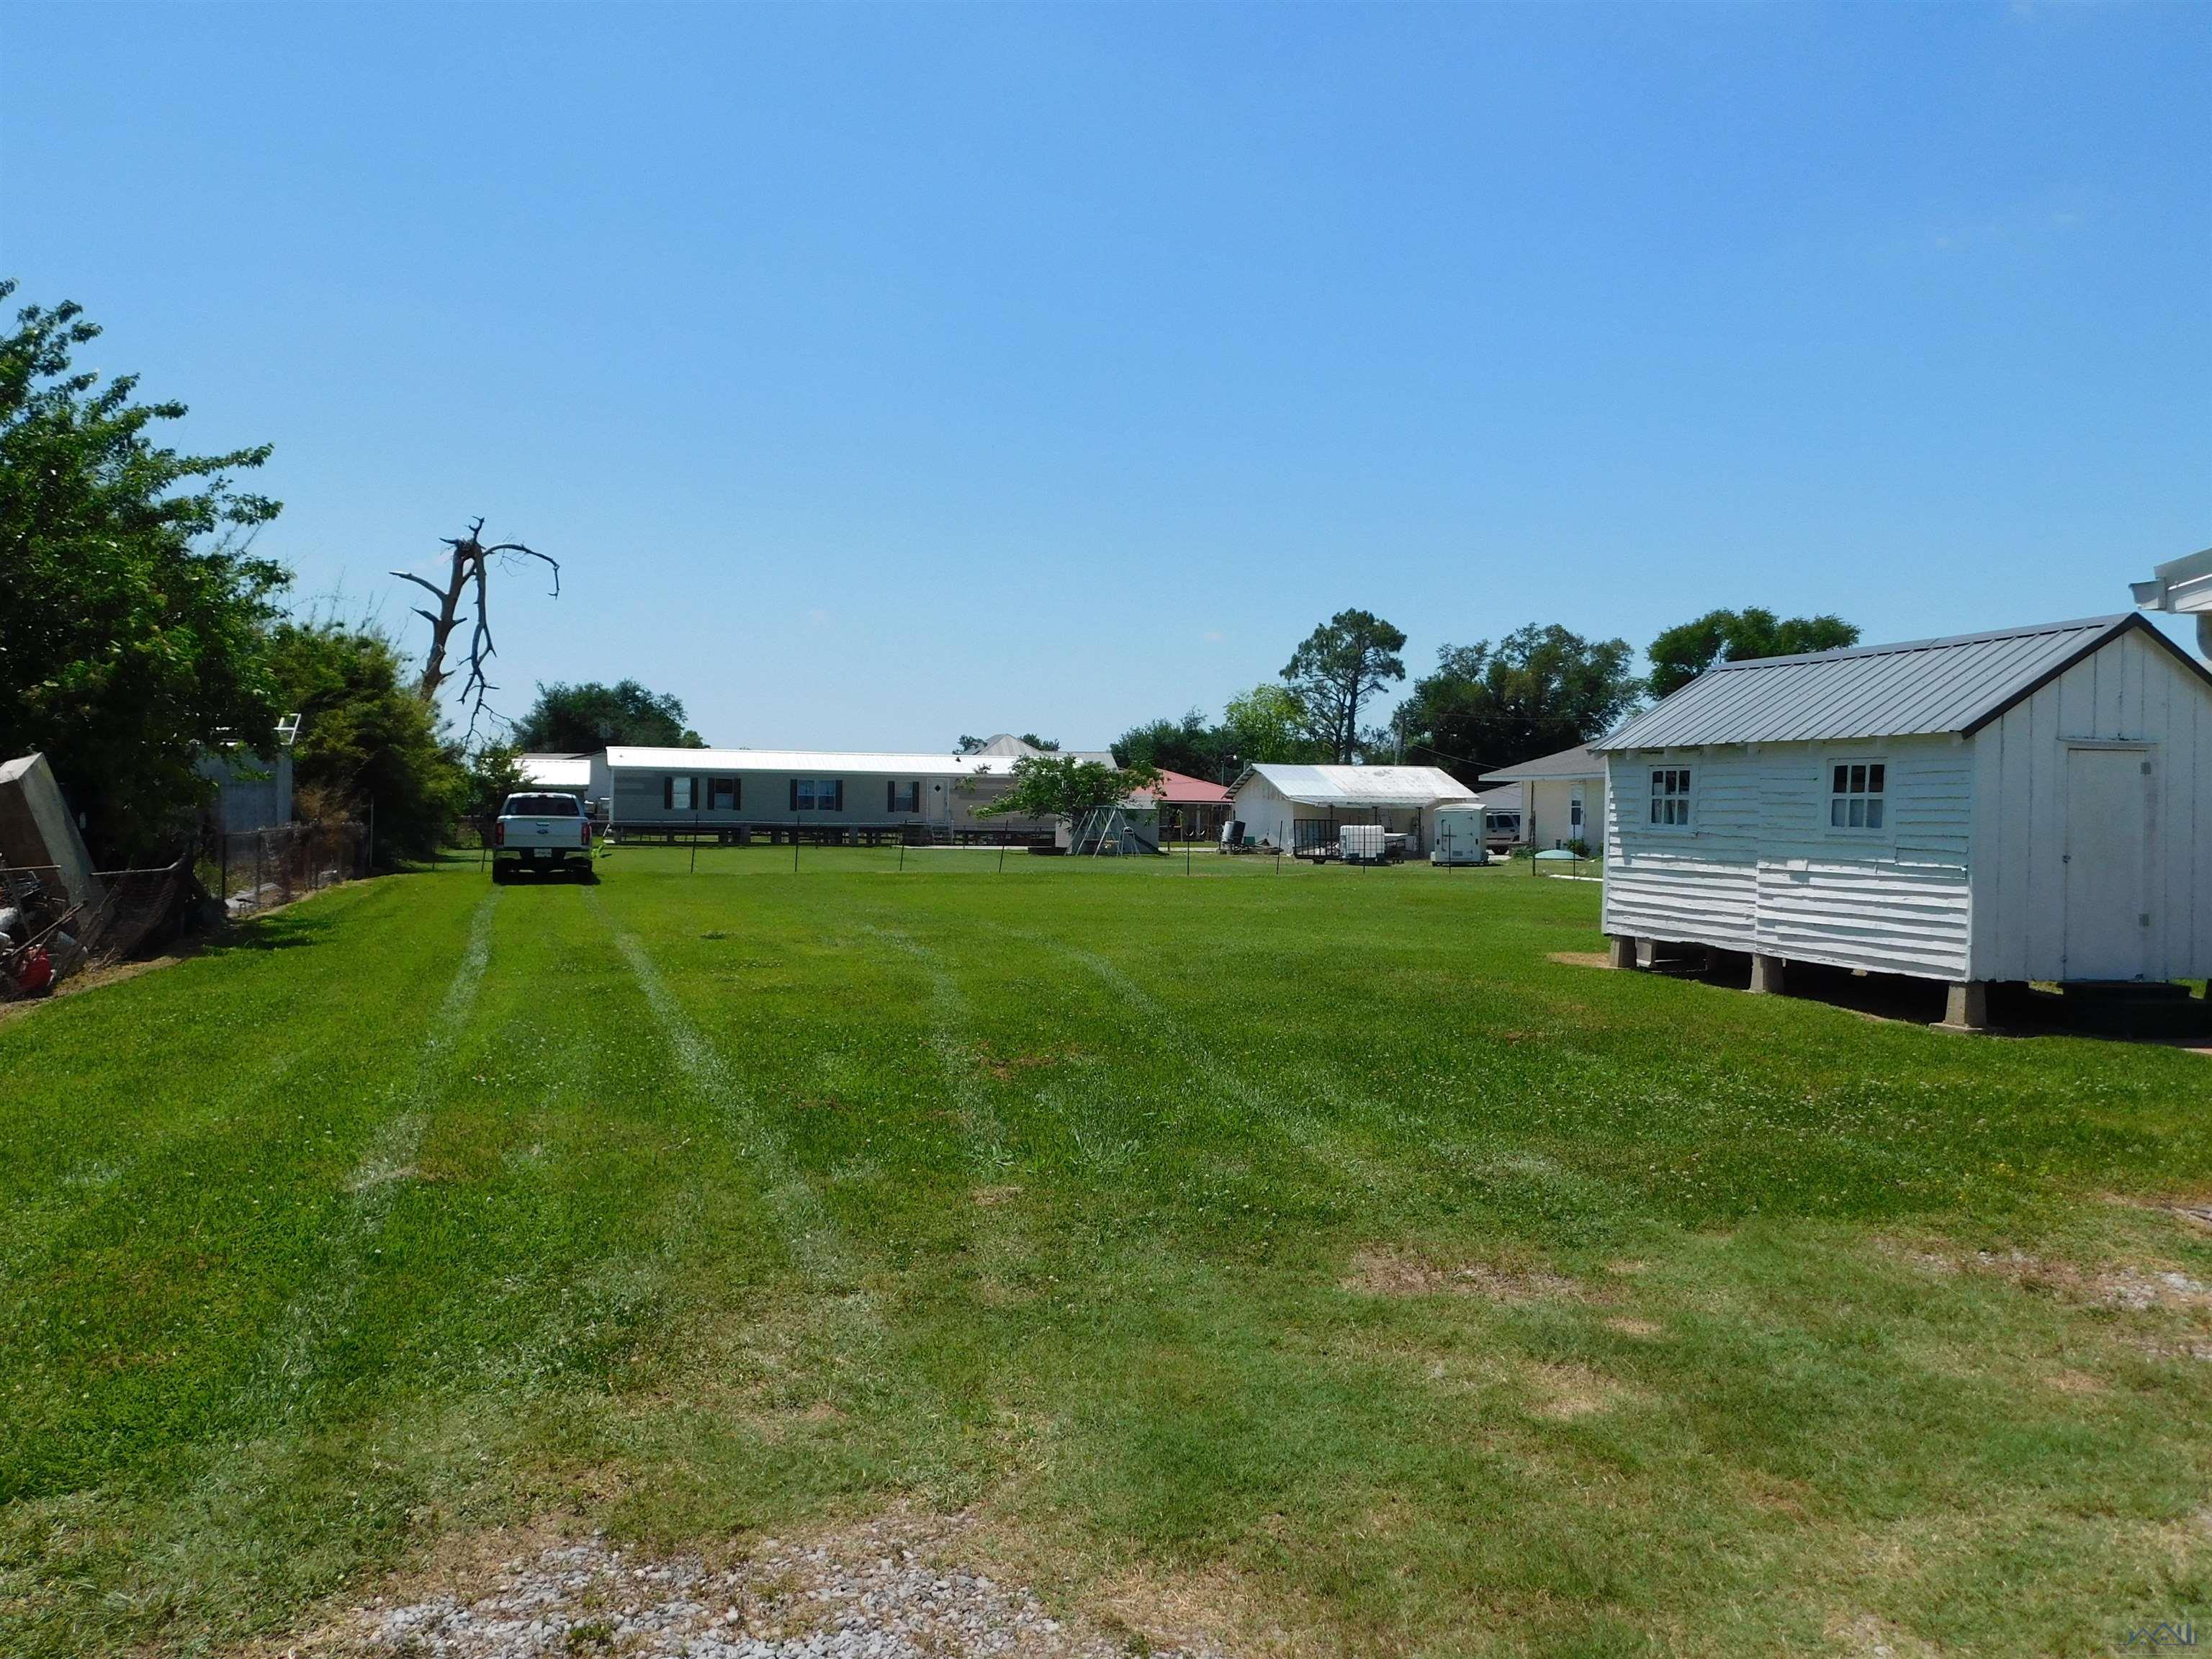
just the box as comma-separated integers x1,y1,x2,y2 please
6,3,2207,750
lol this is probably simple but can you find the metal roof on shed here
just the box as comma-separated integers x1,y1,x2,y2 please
1592,614,2193,751
1478,744,1605,785
604,746,1020,777
1236,763,1477,809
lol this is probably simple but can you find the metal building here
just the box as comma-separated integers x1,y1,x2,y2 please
1225,764,1477,857
1589,613,2212,1024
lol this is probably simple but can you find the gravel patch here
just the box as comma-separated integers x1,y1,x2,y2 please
346,1514,1223,1659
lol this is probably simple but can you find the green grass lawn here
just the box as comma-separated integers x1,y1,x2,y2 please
3,847,2210,1655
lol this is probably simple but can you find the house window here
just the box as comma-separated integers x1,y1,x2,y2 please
709,777,740,811
887,781,920,814
791,778,845,811
1648,768,1692,827
1829,762,1886,830
665,775,696,811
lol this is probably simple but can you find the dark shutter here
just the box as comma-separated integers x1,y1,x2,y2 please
789,778,799,811
887,779,896,812
734,778,742,811
662,775,672,810
832,780,845,811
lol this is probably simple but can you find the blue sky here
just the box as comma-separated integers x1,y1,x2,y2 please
6,3,2206,750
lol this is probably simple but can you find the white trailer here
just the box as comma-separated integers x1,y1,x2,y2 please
1429,806,1488,866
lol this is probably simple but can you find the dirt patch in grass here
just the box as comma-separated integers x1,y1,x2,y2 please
1342,1246,1585,1304
974,1042,1079,1083
2046,1370,2109,1395
1967,1250,2212,1313
972,1184,1024,1208
1826,1611,1943,1658
2108,1193,2212,1233
1884,1238,2212,1313
1527,1361,1640,1420
283,1508,1226,1658
0,949,197,1024
1547,950,1615,971
1087,1557,1318,1658
1605,1316,1664,1339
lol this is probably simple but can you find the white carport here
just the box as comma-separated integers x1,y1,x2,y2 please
1225,764,1478,855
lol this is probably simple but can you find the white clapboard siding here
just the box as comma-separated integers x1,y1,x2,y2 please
1605,738,1976,978
1969,624,2212,982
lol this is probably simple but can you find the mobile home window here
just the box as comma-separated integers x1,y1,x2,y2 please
887,781,921,814
791,778,845,811
708,777,740,811
665,775,696,811
1828,762,1885,830
1648,768,1691,827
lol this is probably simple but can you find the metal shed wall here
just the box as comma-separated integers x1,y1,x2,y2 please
1968,621,2212,982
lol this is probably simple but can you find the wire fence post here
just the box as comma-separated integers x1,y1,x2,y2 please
691,811,699,873
793,816,801,874
998,830,1007,874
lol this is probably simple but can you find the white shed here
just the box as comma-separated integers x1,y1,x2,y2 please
1226,764,1476,856
1591,614,2212,1024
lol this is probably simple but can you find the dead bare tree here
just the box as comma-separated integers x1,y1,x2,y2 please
392,519,559,736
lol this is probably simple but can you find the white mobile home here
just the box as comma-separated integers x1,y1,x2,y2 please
1591,614,2212,1023
589,747,1058,840
1226,765,1477,856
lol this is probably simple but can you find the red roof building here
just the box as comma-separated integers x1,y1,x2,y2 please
1133,768,1234,841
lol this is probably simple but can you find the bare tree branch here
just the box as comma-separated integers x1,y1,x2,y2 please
396,518,558,737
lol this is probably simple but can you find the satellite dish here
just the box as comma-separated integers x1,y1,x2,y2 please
2134,547,2212,658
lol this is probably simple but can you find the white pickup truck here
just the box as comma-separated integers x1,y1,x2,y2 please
492,793,595,883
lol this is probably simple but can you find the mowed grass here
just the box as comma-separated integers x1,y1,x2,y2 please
3,846,2211,1655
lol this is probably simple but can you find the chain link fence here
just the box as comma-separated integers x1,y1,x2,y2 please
200,822,367,917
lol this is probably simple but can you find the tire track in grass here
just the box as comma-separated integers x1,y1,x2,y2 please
586,890,865,1298
854,921,1038,1292
855,922,1013,1173
251,888,500,1416
990,923,1372,1179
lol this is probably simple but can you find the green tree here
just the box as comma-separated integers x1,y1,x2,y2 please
464,739,533,821
0,284,289,860
1112,709,1222,777
1394,624,1641,786
1282,609,1407,763
1646,608,1859,700
266,620,466,866
513,680,702,751
1219,684,1327,769
973,753,1162,823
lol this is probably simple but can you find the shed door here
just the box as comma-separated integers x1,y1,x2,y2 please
2063,747,2152,982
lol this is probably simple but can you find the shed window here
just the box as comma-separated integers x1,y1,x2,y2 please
791,778,845,811
887,781,921,814
1829,762,1886,830
665,775,696,811
1648,768,1692,827
709,777,740,811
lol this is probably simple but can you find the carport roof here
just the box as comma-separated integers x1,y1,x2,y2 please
604,746,1020,777
1233,763,1477,809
